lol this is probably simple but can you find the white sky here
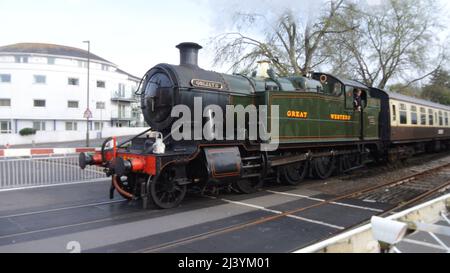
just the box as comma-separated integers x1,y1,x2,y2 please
0,0,449,78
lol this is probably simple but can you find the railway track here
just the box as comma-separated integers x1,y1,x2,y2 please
137,162,450,253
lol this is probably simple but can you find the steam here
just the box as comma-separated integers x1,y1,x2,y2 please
208,0,326,32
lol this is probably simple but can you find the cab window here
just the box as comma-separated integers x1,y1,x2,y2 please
345,86,354,109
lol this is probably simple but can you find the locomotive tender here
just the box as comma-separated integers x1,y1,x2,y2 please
79,42,450,209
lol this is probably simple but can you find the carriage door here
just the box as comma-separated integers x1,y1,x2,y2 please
390,102,398,127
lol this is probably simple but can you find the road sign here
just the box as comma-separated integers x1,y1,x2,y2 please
83,108,93,119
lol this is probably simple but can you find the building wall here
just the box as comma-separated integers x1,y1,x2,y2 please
0,52,144,142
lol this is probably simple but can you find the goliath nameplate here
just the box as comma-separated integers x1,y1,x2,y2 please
191,79,223,90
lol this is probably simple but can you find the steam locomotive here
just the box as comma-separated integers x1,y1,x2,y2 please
79,42,450,209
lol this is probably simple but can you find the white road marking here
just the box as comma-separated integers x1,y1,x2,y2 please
219,198,284,215
330,201,383,213
218,197,344,230
266,190,324,202
286,215,345,230
401,238,448,251
0,178,109,192
0,200,125,219
267,190,383,212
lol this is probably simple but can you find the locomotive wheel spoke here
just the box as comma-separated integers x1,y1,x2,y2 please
233,178,263,194
150,168,187,209
313,156,336,180
280,160,309,185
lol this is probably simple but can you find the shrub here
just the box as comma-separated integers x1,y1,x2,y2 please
19,128,37,136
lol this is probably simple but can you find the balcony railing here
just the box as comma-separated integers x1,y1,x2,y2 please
111,110,132,120
110,91,136,102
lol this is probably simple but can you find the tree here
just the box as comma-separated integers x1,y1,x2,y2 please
421,69,450,105
388,83,422,98
328,0,446,89
210,0,352,76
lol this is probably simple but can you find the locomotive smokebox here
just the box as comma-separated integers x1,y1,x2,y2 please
176,42,202,67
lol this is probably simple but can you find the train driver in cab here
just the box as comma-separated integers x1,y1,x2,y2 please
353,89,362,112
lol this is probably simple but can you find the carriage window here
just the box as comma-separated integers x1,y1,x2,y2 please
429,109,434,126
445,112,449,126
399,104,407,124
410,106,417,125
420,107,426,125
439,111,443,126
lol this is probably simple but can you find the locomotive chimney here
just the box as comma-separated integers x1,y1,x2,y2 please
176,42,202,67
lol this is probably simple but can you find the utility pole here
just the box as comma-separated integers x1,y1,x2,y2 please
83,40,91,147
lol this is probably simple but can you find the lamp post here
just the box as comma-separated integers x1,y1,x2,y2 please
83,40,91,147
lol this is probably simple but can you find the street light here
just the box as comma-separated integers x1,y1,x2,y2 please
83,40,91,147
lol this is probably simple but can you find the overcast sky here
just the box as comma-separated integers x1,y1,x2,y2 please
0,0,449,78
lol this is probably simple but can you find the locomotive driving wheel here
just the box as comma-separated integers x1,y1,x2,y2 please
312,156,336,180
280,160,309,185
233,178,263,194
150,167,187,209
341,153,361,172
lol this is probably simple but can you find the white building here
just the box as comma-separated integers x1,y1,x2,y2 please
0,43,145,145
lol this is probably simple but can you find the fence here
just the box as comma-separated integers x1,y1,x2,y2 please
0,127,148,146
0,154,106,190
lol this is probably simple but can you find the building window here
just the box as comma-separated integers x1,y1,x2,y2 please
101,64,108,71
97,81,105,88
0,99,11,107
0,120,11,134
68,78,79,86
34,75,46,84
118,83,126,97
32,121,46,131
410,105,417,125
96,102,105,109
399,104,407,124
0,74,11,83
15,56,28,63
47,57,55,65
429,109,434,126
94,122,104,131
33,99,46,107
439,111,443,126
78,61,87,68
65,121,78,131
67,101,79,108
420,107,426,125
